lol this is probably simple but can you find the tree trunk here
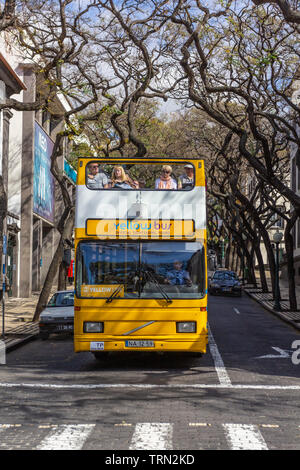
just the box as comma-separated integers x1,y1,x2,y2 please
58,261,67,291
253,240,268,293
225,235,231,268
248,243,257,286
285,213,298,311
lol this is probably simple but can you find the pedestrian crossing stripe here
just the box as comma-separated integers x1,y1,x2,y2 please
223,424,268,451
0,422,295,450
36,424,95,450
129,423,173,451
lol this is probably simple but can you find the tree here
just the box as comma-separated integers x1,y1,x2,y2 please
0,0,182,318
162,1,300,309
252,0,300,24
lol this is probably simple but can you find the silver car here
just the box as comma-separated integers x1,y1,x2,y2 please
39,290,74,340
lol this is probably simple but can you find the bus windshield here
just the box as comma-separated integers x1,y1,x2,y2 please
76,241,205,299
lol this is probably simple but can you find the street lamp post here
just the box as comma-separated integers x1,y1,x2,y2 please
273,230,283,311
221,238,225,268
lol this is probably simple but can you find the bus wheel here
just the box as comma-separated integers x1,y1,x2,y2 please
188,352,203,358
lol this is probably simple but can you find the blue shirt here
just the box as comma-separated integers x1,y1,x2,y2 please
166,269,191,285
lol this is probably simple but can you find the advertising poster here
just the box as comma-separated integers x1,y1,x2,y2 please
33,122,55,223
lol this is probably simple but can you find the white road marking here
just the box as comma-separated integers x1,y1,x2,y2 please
0,382,300,390
234,308,240,315
207,323,232,386
255,347,292,359
129,423,173,450
223,423,268,450
0,422,284,450
36,424,95,450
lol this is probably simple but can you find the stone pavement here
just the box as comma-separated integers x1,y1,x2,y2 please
0,288,61,352
0,292,40,351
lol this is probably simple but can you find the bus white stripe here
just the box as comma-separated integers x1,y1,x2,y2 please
129,423,173,450
36,424,95,450
223,424,268,450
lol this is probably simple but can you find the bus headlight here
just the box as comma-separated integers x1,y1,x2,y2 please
176,322,196,333
83,322,104,333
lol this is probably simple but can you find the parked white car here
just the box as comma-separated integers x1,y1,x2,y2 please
39,290,74,340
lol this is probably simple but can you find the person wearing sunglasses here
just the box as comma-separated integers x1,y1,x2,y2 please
86,162,109,189
155,165,177,190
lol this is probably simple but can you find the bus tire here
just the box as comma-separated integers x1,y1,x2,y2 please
188,352,203,358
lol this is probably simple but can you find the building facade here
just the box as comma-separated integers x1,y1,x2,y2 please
0,52,26,298
0,42,75,298
286,78,300,285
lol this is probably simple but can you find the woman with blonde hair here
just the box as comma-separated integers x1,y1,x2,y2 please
155,165,177,190
111,166,139,189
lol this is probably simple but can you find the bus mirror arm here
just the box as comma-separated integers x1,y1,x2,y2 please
105,285,123,303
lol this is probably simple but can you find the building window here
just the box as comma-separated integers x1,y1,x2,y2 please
270,209,284,229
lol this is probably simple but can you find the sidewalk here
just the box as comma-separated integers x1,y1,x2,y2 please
0,291,49,352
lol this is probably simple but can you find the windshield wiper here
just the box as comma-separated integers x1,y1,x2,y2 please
142,269,172,304
105,285,123,303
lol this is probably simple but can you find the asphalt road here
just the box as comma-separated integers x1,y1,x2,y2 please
0,293,299,451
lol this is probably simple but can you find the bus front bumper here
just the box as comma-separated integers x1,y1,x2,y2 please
74,335,208,354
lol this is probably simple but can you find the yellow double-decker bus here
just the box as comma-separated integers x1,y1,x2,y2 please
74,158,207,358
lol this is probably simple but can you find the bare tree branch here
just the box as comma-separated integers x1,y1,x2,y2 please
252,0,300,24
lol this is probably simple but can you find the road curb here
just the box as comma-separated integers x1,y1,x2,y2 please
2,323,39,353
244,290,300,332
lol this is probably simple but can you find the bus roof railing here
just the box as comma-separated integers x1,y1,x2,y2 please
78,156,205,160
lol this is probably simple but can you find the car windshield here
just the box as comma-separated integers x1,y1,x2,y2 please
213,272,237,281
76,241,206,299
47,292,74,307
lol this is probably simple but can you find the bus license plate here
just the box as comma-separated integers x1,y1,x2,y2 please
125,340,154,348
90,342,105,351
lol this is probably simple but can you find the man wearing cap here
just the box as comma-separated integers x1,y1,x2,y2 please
179,164,194,190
